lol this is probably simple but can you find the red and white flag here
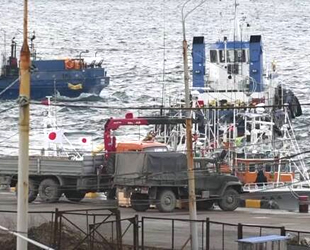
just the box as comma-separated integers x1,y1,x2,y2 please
47,130,63,143
79,137,91,146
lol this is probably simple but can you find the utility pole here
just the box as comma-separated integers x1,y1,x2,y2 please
17,0,30,250
181,1,205,249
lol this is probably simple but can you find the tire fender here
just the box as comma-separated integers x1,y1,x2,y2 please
219,182,242,196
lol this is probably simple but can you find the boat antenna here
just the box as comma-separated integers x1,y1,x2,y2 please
161,0,167,114
0,29,7,61
30,31,36,60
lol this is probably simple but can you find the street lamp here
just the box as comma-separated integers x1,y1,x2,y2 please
181,1,206,250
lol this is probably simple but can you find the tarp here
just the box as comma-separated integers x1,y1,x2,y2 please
113,152,188,186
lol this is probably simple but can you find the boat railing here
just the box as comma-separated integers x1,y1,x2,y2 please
243,181,286,192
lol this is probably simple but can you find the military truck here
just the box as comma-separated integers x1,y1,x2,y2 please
113,151,243,212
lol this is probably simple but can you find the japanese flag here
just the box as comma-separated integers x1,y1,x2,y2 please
47,130,63,143
79,137,91,145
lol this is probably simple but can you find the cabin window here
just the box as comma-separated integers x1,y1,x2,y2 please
226,50,235,63
210,50,218,63
226,49,246,63
264,163,272,172
235,49,246,62
280,163,289,172
237,163,246,172
219,50,225,63
249,164,256,172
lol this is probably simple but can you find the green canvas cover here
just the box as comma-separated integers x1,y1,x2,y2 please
113,152,188,186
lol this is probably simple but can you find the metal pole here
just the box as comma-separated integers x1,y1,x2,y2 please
184,44,199,248
17,1,30,250
181,2,200,249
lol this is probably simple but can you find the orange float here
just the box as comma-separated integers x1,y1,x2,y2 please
65,59,75,70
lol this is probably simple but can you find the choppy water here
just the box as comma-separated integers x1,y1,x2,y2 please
0,0,310,158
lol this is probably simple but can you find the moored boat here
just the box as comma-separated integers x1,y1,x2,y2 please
0,37,109,99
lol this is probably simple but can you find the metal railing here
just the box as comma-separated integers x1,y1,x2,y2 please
0,209,309,249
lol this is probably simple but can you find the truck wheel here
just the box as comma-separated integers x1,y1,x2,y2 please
218,188,240,211
197,200,214,211
157,189,176,213
38,179,62,203
28,179,39,203
64,190,86,202
106,154,115,174
131,193,149,212
16,179,38,203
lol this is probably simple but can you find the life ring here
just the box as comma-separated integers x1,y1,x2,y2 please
65,59,75,70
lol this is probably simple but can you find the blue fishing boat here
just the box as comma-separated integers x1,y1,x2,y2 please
0,37,109,99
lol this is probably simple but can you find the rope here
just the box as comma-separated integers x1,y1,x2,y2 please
0,77,19,97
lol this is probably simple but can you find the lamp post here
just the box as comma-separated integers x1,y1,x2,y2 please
181,1,205,249
17,0,31,250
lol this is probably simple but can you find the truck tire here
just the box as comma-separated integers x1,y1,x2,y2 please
218,188,240,211
131,193,149,212
106,154,115,174
16,178,38,203
38,178,62,203
157,189,176,213
64,190,86,202
197,200,214,211
28,179,39,203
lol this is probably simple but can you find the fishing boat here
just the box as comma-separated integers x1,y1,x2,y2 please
0,36,109,99
147,11,309,193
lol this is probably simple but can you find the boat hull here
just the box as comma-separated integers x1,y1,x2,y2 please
0,59,110,100
0,75,109,99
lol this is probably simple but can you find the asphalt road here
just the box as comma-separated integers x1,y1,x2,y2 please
0,191,309,250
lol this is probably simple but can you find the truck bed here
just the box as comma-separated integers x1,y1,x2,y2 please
0,154,104,176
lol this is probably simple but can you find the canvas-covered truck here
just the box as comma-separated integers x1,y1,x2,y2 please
113,151,243,212
0,154,111,203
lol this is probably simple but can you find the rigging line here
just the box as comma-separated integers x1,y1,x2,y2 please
30,101,309,111
0,105,17,114
0,132,19,144
0,77,19,97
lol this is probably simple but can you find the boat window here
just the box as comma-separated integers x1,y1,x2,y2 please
227,50,235,63
210,50,218,63
273,163,279,171
226,49,246,63
219,50,225,63
264,163,272,172
249,164,256,172
280,163,289,172
237,163,246,172
235,50,246,62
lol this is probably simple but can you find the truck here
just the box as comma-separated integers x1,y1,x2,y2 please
0,113,184,203
113,151,242,212
0,154,111,203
